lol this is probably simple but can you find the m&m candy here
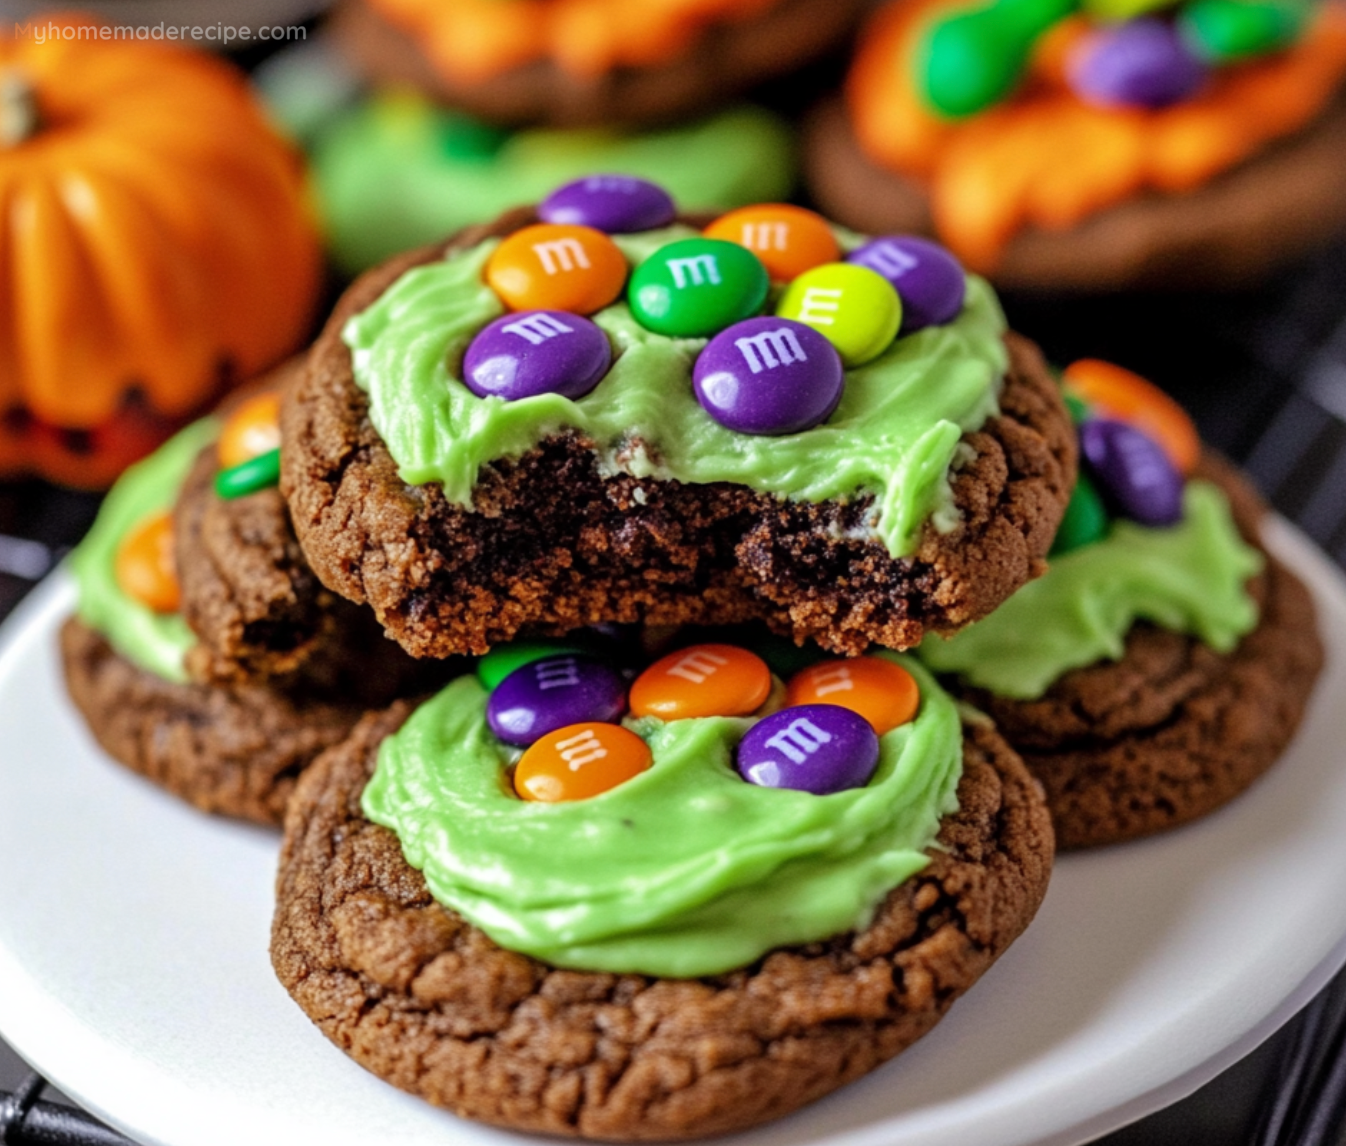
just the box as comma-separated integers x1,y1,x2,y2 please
703,204,840,283
478,639,592,690
627,238,769,338
846,237,966,334
115,511,180,614
218,391,281,469
629,643,772,720
462,310,611,401
487,655,627,746
776,264,901,367
514,722,653,802
1062,359,1200,475
1080,418,1184,527
486,224,627,315
215,448,281,500
1069,20,1207,109
1179,0,1308,62
692,317,844,435
737,704,880,795
1050,469,1111,555
785,657,920,736
539,176,676,234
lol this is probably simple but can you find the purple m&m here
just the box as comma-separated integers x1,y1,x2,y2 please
487,654,628,746
1080,417,1184,527
736,704,880,795
692,317,844,435
846,236,966,335
463,310,612,402
1068,19,1207,110
539,176,676,234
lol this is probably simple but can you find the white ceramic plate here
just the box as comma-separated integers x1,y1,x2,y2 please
0,516,1343,1146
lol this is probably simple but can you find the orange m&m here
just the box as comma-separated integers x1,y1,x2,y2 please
514,722,653,802
785,656,920,735
703,204,841,283
485,224,628,314
218,391,282,470
629,643,772,720
115,511,180,614
1062,359,1200,476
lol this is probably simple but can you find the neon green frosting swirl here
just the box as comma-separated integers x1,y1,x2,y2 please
917,481,1264,699
362,653,963,978
69,419,219,684
313,95,796,274
344,230,1006,557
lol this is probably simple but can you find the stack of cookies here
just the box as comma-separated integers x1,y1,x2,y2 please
61,179,1322,1139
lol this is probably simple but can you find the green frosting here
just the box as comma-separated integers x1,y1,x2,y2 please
312,93,796,273
344,231,1006,558
362,654,964,978
917,481,1264,699
69,419,219,684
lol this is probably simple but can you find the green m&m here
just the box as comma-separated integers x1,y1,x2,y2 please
1179,0,1308,61
776,263,902,367
628,238,769,338
1050,469,1110,555
477,639,592,690
214,447,281,500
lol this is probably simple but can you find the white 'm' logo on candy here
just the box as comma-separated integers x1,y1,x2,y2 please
665,649,729,684
501,313,573,346
764,718,833,764
536,658,581,690
797,287,842,326
742,222,788,250
532,238,590,275
584,176,638,193
735,327,808,375
667,255,721,289
556,728,608,771
856,242,916,279
807,665,854,697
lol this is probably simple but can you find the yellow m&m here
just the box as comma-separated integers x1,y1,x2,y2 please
785,656,920,735
629,643,772,720
776,263,902,367
514,723,653,802
115,511,180,614
485,223,627,315
1062,359,1200,476
703,204,841,283
218,391,282,470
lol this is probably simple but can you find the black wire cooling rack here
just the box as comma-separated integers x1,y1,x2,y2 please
3,242,1346,1145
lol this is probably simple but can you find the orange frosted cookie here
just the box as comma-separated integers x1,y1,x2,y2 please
806,0,1346,287
332,0,868,126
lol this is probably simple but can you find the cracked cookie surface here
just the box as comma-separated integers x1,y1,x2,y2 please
271,703,1053,1139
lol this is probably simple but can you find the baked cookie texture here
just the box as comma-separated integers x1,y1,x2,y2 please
63,368,457,824
955,456,1324,849
61,617,362,825
271,702,1054,1140
803,95,1346,291
282,209,1076,660
332,0,867,128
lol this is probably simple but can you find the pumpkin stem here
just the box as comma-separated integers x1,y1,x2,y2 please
0,69,39,149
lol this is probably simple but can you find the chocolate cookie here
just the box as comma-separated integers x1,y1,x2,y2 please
282,208,1075,660
271,702,1053,1139
61,617,364,825
956,457,1324,849
803,93,1346,291
332,0,866,128
175,431,444,702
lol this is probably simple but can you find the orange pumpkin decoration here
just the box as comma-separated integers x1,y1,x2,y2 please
0,16,322,488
